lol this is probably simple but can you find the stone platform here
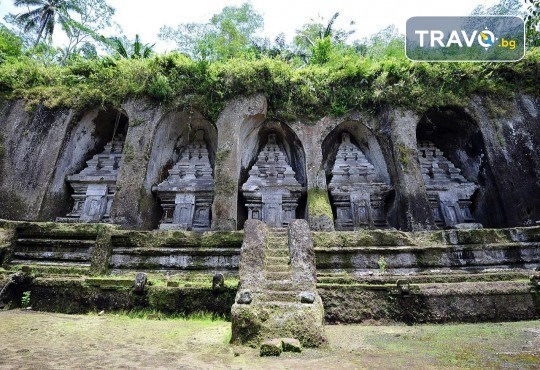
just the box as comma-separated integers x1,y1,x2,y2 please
1,219,540,325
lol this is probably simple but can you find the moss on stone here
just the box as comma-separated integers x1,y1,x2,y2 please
308,189,333,220
123,142,135,163
396,144,416,171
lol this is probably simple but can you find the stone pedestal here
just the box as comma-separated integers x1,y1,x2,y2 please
418,141,479,228
57,137,124,223
154,130,214,231
242,133,305,228
328,133,393,230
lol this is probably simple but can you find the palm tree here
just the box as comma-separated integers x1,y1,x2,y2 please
110,34,155,59
14,0,79,47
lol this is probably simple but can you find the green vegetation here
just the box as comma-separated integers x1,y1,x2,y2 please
377,256,387,274
307,188,333,221
0,0,537,121
0,48,539,121
21,290,31,308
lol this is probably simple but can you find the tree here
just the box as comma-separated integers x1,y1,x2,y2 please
470,0,523,15
525,0,540,47
59,0,117,62
0,24,23,62
13,0,80,47
110,34,154,59
354,25,404,60
294,12,355,53
158,2,264,60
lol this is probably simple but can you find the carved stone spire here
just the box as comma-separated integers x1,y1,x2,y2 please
242,133,305,228
58,135,125,223
417,141,479,227
154,129,214,230
328,132,393,230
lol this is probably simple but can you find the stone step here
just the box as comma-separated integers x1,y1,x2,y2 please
262,290,298,302
10,259,91,267
266,244,288,251
265,280,295,291
265,257,289,267
265,264,290,272
265,271,291,280
12,250,92,263
16,238,95,248
265,249,289,258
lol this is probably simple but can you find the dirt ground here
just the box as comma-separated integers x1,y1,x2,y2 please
0,311,539,369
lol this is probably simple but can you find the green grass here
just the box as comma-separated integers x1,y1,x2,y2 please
107,309,227,322
363,321,540,368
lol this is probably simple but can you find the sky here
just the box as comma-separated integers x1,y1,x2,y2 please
0,0,501,51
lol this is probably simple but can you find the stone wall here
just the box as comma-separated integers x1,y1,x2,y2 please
0,93,539,231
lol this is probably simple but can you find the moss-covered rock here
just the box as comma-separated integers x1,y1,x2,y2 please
307,189,334,231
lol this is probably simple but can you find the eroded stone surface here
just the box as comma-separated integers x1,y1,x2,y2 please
241,133,305,228
154,129,214,231
281,338,302,353
418,141,479,228
328,133,393,230
260,339,282,356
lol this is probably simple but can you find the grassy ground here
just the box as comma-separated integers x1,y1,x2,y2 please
0,311,538,369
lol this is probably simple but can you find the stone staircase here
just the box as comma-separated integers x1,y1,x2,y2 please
231,220,326,348
9,223,99,268
262,228,296,303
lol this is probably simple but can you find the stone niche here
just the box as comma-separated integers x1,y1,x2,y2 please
57,135,125,223
153,129,214,231
418,141,479,228
328,133,393,230
241,132,305,228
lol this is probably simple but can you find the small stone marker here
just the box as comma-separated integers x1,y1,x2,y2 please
237,290,252,304
260,339,282,356
134,272,147,294
300,291,315,304
281,338,302,353
212,273,225,291
397,280,411,295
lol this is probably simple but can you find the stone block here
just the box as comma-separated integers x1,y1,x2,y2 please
281,338,302,353
260,339,282,357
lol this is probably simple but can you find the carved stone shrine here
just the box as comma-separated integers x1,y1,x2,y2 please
154,129,214,231
328,133,392,230
58,136,125,223
241,133,305,228
418,141,479,228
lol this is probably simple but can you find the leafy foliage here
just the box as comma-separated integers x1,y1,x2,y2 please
0,46,538,122
109,34,154,59
159,3,264,60
14,0,81,46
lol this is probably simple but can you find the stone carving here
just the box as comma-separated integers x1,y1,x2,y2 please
418,141,479,228
58,136,124,223
241,133,305,228
328,133,393,230
154,130,214,231
134,272,147,294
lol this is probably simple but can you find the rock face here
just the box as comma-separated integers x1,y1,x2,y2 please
241,133,305,228
1,93,539,231
57,136,125,223
231,219,326,348
154,129,214,231
328,133,393,230
418,141,478,228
